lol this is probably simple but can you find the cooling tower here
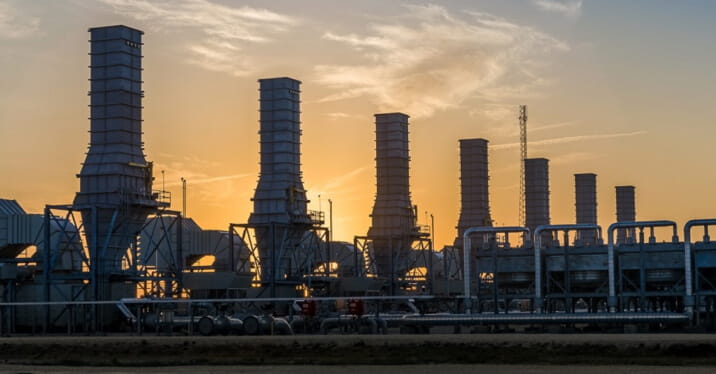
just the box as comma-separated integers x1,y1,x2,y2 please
615,185,636,244
454,138,491,249
575,173,598,244
367,113,420,279
525,158,550,236
248,77,312,282
73,26,164,276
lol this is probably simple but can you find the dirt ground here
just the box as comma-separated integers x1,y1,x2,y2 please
1,365,716,374
1,334,716,367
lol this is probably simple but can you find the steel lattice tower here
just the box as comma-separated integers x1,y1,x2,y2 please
519,105,527,227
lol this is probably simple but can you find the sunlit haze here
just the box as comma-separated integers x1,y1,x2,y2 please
1,0,715,246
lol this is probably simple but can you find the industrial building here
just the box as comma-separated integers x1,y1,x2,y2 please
3,24,716,335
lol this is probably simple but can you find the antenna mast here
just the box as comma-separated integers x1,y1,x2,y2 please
519,105,527,227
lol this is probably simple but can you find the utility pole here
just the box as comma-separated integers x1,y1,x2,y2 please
430,213,435,292
328,198,333,240
430,213,435,247
519,105,527,227
181,177,186,217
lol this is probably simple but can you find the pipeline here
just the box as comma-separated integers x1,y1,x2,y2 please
197,315,244,336
243,315,293,335
320,315,389,334
400,312,689,326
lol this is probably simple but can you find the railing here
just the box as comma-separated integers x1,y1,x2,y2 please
307,210,325,225
0,295,433,336
153,190,171,205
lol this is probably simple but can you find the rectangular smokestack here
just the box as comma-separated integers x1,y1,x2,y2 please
249,77,311,282
575,173,597,244
615,185,636,244
367,113,418,279
525,158,550,235
74,25,163,278
454,138,491,248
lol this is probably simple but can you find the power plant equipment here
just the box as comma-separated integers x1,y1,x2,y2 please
363,113,431,294
615,186,636,244
575,173,598,245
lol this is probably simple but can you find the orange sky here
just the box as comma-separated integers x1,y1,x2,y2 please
1,1,716,246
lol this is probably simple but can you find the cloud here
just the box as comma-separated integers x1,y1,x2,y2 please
551,151,602,165
325,112,353,120
532,0,583,18
0,1,40,39
491,130,647,150
316,4,568,118
98,0,297,76
165,173,251,187
309,166,369,197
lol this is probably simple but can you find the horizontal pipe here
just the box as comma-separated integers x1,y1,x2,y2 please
400,312,689,326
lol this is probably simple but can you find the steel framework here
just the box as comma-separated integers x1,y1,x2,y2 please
353,235,434,295
228,222,330,297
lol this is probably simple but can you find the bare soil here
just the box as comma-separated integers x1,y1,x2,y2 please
1,365,716,374
0,334,715,367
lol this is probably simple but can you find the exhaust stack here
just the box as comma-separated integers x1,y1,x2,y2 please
615,186,636,244
454,138,491,249
575,173,598,244
525,158,550,241
73,25,164,278
248,77,311,282
367,113,420,278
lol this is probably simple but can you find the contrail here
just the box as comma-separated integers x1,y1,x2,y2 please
491,130,647,150
165,173,252,187
311,166,369,194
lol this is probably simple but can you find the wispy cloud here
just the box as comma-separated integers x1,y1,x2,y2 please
325,112,353,121
98,0,297,76
316,4,567,118
165,173,251,187
532,0,583,19
491,130,647,150
0,1,39,39
310,165,369,197
551,151,602,165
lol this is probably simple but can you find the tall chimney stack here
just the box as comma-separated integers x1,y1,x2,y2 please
367,113,419,279
248,77,311,282
454,138,491,248
74,25,164,280
525,158,550,238
575,173,597,244
615,185,636,244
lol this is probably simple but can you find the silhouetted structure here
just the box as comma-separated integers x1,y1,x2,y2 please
248,77,313,283
367,113,422,279
575,173,598,244
454,138,491,249
524,158,550,235
616,186,636,244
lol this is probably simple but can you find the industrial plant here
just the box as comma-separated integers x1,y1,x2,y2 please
2,24,715,336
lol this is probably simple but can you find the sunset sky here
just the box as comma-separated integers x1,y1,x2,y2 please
1,0,715,246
